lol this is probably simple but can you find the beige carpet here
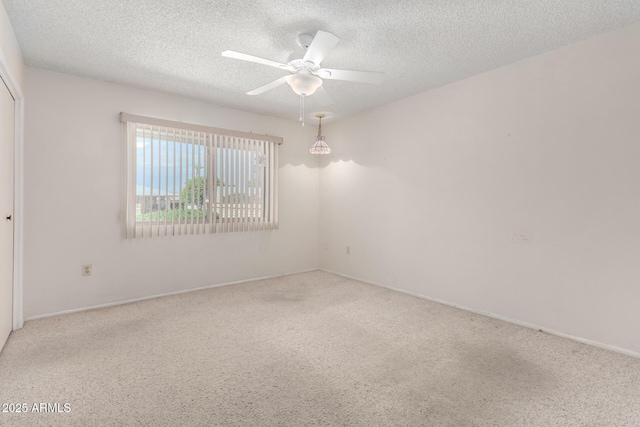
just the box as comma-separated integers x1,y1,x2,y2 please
0,271,639,426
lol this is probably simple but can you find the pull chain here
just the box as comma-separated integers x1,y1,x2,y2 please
299,95,305,127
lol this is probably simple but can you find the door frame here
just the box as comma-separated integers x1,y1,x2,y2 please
0,50,24,330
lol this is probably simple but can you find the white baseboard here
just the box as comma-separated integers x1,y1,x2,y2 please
319,269,640,359
24,268,319,322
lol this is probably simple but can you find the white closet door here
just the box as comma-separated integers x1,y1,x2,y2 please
0,76,14,352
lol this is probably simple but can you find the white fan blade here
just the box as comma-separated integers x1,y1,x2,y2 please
315,68,386,84
246,76,289,95
313,86,333,106
303,31,339,66
222,50,293,71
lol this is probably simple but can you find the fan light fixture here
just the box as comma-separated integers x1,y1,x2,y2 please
310,114,331,155
286,73,323,96
221,30,386,123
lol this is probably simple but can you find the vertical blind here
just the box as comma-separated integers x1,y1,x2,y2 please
121,113,281,238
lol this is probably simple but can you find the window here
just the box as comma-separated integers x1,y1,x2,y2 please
121,113,280,238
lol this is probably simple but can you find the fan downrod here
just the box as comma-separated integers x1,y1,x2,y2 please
297,33,314,50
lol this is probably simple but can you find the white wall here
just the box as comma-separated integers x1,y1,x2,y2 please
319,22,640,355
24,68,319,318
0,2,23,90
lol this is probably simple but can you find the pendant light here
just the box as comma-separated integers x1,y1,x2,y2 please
310,114,331,154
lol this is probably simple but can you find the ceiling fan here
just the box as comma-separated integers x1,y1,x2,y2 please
221,30,386,104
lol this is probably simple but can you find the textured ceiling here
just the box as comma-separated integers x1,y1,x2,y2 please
4,0,640,123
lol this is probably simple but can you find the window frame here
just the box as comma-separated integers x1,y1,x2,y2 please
121,113,281,238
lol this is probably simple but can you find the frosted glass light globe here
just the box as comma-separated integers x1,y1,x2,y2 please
286,73,323,96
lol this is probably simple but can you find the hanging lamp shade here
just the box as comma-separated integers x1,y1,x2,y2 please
310,114,331,154
310,135,331,154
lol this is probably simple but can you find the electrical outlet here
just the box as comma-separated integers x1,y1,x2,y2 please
82,264,92,276
346,245,351,255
